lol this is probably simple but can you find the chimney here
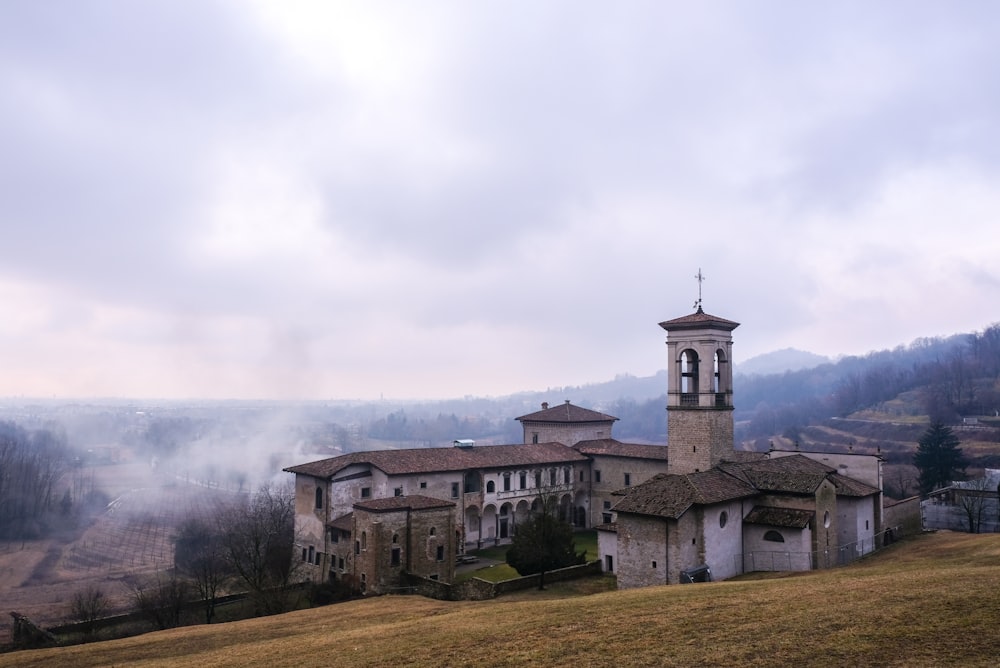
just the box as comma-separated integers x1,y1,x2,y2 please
541,402,549,410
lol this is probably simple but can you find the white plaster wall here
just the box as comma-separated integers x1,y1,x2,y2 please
701,501,744,580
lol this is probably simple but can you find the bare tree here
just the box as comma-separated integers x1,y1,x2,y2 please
957,477,992,534
69,584,109,639
218,484,301,616
125,572,191,630
174,518,232,623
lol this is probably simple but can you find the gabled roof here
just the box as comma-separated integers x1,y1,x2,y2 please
614,454,879,520
743,506,814,529
573,438,669,461
516,401,618,424
719,454,838,495
329,513,353,532
284,441,589,479
658,307,740,332
612,469,758,519
354,495,455,513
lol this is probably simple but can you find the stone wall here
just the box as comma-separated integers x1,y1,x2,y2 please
666,408,733,475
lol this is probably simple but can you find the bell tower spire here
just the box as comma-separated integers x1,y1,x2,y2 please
660,288,739,474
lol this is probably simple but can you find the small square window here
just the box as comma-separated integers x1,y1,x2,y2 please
360,487,371,499
420,481,427,489
394,487,403,497
603,500,612,510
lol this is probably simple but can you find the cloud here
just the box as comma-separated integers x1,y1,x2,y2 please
1,1,999,399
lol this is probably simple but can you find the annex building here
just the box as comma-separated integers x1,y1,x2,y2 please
284,305,885,594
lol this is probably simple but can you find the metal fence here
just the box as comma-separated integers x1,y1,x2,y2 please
737,528,899,575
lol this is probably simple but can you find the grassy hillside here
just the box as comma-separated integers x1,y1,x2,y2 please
5,531,1000,667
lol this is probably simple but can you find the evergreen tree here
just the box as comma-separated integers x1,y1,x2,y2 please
914,422,966,494
506,496,585,589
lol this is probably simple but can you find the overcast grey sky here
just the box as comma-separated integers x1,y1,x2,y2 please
1,1,999,400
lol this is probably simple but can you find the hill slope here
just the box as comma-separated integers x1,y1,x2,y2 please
4,532,1000,667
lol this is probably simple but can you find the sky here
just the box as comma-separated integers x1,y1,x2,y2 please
1,1,999,401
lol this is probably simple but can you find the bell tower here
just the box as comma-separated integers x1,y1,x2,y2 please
660,300,739,475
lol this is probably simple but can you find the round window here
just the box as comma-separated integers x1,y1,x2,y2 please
719,511,728,528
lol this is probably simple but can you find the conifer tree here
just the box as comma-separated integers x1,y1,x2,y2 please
914,422,966,494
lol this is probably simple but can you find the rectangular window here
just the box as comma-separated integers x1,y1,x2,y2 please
338,557,344,570
391,547,401,567
394,486,403,497
603,500,612,509
594,470,602,483
624,473,631,486
550,469,556,485
532,432,539,444
519,472,527,489
503,475,511,492
579,471,584,482
603,513,613,524
315,551,322,565
420,481,427,489
360,487,371,499
564,469,570,484
451,482,460,498
436,545,445,561
534,472,541,488
301,548,307,562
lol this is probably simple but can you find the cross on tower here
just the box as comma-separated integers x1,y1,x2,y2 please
693,268,705,312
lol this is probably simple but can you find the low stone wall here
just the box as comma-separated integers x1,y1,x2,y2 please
884,496,922,536
406,560,602,601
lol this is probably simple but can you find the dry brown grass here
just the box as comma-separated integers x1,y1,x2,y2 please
4,531,1000,667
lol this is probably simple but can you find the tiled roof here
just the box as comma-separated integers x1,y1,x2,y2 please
719,455,835,494
612,470,758,519
516,401,618,424
284,441,589,479
354,495,455,513
329,512,353,531
829,472,881,497
615,454,878,520
573,438,670,461
743,506,814,529
658,308,740,332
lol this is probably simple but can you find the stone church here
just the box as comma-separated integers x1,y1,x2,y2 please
284,305,884,594
600,307,883,588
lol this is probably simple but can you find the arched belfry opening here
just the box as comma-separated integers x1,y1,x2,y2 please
679,349,699,398
660,306,740,475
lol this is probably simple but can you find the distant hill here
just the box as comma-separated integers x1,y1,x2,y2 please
736,348,831,376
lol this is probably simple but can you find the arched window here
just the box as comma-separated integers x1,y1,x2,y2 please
486,480,496,493
361,531,367,550
680,349,699,395
392,533,399,544
315,486,323,510
763,530,785,543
